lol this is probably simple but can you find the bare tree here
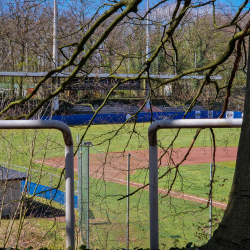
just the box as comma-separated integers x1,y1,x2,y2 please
1,0,250,249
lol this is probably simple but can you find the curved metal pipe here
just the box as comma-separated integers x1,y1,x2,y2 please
148,119,242,249
0,120,75,249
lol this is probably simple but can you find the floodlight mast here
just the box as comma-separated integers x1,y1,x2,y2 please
148,119,243,250
52,0,59,111
0,120,75,249
145,0,151,109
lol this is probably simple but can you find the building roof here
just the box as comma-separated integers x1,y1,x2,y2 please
0,71,222,80
0,166,27,181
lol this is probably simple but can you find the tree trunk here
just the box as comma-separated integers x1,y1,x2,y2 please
202,36,250,250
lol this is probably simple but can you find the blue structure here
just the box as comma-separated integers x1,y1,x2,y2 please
40,110,243,126
21,181,78,209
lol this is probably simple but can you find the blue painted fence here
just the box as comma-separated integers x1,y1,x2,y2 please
21,180,78,209
41,111,243,126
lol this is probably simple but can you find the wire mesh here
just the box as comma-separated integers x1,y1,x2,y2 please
75,143,236,249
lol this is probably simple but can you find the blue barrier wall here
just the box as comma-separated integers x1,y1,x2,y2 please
21,181,78,209
41,110,243,126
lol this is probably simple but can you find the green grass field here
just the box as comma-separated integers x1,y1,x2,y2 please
72,123,241,151
86,178,224,249
0,123,241,167
131,161,236,203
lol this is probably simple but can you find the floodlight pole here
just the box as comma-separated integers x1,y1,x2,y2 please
148,119,242,250
145,0,151,109
0,120,75,249
53,0,58,68
52,0,59,111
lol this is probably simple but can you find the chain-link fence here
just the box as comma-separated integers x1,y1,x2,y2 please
75,144,235,249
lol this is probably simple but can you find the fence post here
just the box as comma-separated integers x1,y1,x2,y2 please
77,135,81,209
83,141,92,249
127,153,130,250
77,135,83,244
78,140,92,248
209,163,213,238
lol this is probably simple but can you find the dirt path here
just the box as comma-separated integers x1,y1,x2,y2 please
35,147,237,209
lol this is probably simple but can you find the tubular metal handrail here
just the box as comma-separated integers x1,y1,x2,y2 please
0,120,75,249
148,118,242,249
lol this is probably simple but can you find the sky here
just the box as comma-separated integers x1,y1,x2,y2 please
216,0,250,10
1,0,249,19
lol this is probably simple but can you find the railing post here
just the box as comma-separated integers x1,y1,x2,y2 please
83,141,92,249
